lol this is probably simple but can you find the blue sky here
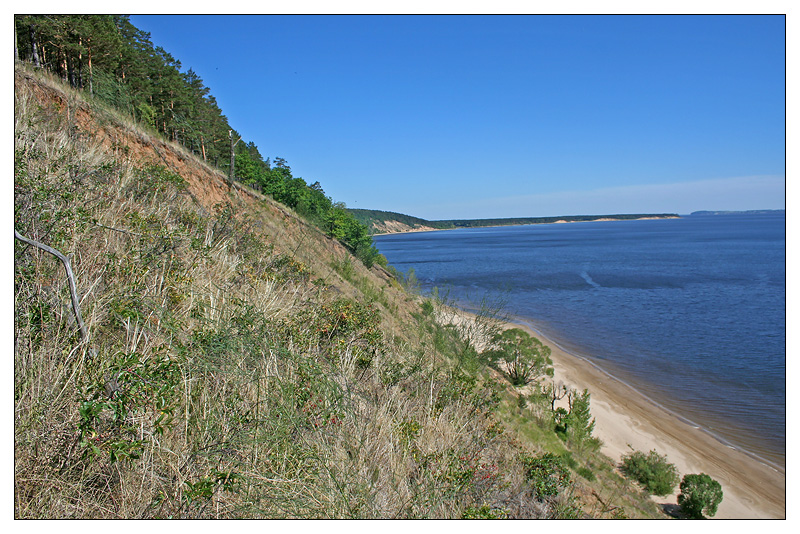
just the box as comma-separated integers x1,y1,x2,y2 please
130,15,786,219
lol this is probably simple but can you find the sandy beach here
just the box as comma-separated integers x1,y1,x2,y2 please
445,307,786,519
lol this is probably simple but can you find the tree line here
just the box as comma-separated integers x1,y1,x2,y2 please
350,208,681,235
14,15,383,267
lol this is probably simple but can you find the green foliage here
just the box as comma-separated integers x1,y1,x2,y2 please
482,328,553,386
620,449,680,497
567,389,595,443
331,257,356,282
520,452,571,499
434,368,478,414
554,500,584,519
134,164,186,194
461,504,508,519
316,298,382,346
438,450,501,494
266,254,312,284
678,473,723,518
394,267,421,293
395,418,422,450
576,466,596,481
183,469,241,505
77,350,180,463
348,209,435,234
378,356,422,388
554,389,597,448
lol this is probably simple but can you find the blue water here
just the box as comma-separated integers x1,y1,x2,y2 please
374,214,786,468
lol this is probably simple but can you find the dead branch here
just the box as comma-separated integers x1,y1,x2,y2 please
14,229,89,342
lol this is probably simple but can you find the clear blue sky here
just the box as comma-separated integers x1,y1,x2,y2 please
130,15,785,219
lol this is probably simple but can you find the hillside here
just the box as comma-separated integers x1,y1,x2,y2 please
13,64,679,519
349,209,681,235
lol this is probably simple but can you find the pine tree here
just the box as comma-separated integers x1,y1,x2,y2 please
565,389,596,445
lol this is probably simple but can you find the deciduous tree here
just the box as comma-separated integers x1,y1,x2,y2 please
678,473,723,518
482,328,553,386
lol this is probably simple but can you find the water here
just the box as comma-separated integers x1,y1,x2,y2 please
374,213,786,468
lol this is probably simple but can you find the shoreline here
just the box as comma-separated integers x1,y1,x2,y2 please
448,307,785,519
372,215,681,236
510,316,786,474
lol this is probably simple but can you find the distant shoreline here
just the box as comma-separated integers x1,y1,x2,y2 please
690,209,785,216
372,214,681,236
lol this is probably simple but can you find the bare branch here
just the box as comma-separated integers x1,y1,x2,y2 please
14,229,89,343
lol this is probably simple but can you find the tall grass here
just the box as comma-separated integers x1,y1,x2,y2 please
14,64,664,519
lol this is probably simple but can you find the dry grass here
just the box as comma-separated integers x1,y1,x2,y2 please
14,64,660,519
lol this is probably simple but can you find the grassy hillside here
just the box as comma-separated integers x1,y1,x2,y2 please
349,208,680,235
14,64,663,519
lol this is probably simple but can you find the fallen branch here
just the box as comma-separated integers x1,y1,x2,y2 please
14,229,89,342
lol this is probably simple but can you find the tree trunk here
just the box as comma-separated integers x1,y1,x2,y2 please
87,39,94,95
30,26,40,67
229,130,235,180
77,38,84,89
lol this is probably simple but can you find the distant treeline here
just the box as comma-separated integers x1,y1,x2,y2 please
348,209,434,231
349,209,680,235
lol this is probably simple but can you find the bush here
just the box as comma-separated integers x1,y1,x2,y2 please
576,466,596,481
482,328,552,386
678,473,723,518
461,505,508,519
620,449,679,497
554,389,596,447
520,452,571,499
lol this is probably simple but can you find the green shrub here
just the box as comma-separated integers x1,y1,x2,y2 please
520,452,571,499
576,466,596,481
462,504,508,519
77,350,180,463
554,389,596,447
315,298,383,355
395,418,422,450
482,328,553,386
620,449,679,497
331,258,355,281
678,473,723,518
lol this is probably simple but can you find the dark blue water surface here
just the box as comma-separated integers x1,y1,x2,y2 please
374,214,786,468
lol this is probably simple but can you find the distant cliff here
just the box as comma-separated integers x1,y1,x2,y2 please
349,208,680,235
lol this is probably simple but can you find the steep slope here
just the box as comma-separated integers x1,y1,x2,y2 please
14,65,662,519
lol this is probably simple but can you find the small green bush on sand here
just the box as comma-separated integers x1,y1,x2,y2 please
620,449,679,497
678,473,723,518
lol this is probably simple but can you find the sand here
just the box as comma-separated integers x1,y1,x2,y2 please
444,307,786,519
